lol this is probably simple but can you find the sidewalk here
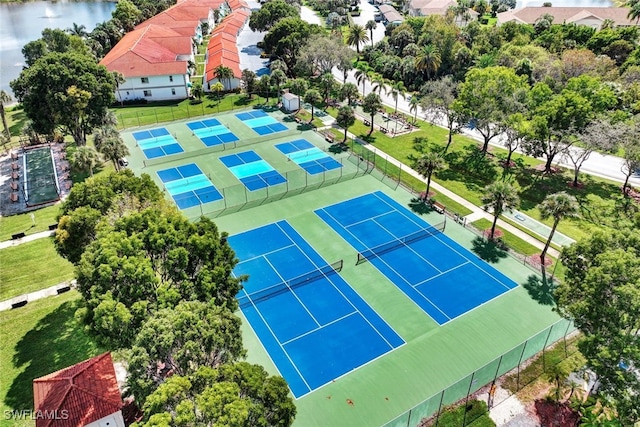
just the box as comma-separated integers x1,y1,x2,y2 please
0,229,55,249
358,141,561,259
0,280,76,312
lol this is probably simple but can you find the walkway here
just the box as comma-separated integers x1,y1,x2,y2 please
0,229,55,249
0,280,76,312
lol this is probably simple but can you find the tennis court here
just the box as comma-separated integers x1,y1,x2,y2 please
186,118,239,147
229,220,404,398
236,109,288,135
276,139,342,175
157,163,222,209
220,150,287,191
23,146,60,206
316,191,518,325
132,127,184,159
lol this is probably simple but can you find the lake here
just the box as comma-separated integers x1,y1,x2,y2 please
0,0,116,97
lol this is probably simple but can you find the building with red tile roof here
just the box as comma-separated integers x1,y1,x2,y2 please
101,0,251,101
33,353,124,427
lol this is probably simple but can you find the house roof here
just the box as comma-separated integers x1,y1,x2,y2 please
379,4,405,22
100,26,188,77
409,0,456,15
33,353,122,427
496,7,636,26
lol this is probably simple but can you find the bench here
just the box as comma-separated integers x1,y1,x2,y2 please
380,127,388,134
11,232,26,240
363,120,370,126
10,193,18,203
11,299,28,309
49,223,58,231
11,163,19,170
325,133,335,143
57,285,71,294
432,201,446,214
12,172,19,180
10,182,18,191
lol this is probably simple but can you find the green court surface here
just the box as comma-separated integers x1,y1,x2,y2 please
23,147,59,206
124,110,563,427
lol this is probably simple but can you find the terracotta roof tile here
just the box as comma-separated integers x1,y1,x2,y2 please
497,7,636,26
33,353,122,427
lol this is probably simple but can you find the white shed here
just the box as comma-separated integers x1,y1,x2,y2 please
282,92,300,112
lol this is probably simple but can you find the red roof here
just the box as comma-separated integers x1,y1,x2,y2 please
33,353,122,427
100,26,189,77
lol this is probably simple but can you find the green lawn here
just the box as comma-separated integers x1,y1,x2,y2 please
0,291,103,427
0,205,60,242
0,238,75,301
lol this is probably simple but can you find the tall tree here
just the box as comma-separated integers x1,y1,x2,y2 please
538,192,579,274
565,118,617,187
339,82,359,105
557,228,640,424
389,81,406,114
347,24,369,54
10,52,116,145
453,66,528,153
355,67,371,97
94,126,129,171
214,65,234,91
66,23,88,38
112,0,143,32
288,78,309,97
303,89,322,122
481,181,519,241
262,18,322,74
336,105,356,142
249,0,299,32
318,72,336,103
76,208,243,348
241,69,257,99
365,20,377,47
414,45,441,81
362,92,382,135
420,76,463,153
412,150,447,202
297,34,354,77
409,95,420,125
138,363,296,426
0,90,12,140
71,146,100,177
270,69,287,98
258,75,272,104
126,301,246,402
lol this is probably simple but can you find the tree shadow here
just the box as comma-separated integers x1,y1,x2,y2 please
5,299,103,411
408,197,430,215
470,237,508,263
233,95,254,107
521,274,556,306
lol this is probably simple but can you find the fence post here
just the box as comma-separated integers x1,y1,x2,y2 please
516,340,528,390
462,371,476,426
434,390,445,427
564,320,572,357
542,324,554,372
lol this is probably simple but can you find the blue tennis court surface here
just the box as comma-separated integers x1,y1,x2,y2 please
235,110,288,135
187,118,239,147
316,191,518,325
229,221,404,398
220,150,286,190
275,139,342,175
157,163,222,209
132,127,184,159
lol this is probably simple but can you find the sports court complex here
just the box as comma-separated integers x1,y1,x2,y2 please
122,108,565,427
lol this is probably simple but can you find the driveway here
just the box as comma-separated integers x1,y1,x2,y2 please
236,0,270,76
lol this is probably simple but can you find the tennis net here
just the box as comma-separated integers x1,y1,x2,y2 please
238,259,343,308
356,220,446,265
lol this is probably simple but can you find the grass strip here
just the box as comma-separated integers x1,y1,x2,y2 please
0,292,103,427
0,205,60,242
0,238,74,301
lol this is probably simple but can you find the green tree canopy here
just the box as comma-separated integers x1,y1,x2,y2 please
10,52,116,145
362,92,382,135
336,105,355,142
557,228,640,423
126,301,245,402
249,0,299,32
75,207,243,348
481,181,519,241
263,18,323,74
136,363,296,427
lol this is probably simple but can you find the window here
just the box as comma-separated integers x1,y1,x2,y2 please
169,75,173,82
171,88,176,95
141,77,149,84
143,90,152,97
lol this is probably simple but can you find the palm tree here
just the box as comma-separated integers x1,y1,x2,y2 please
371,75,388,97
319,73,336,104
414,45,441,81
538,192,579,273
413,151,447,202
365,20,377,47
258,75,272,104
211,82,224,112
389,81,406,114
336,105,355,142
71,146,100,176
481,182,519,241
214,65,234,90
0,90,12,140
303,89,322,123
627,0,640,23
362,93,382,135
98,134,130,171
347,24,369,54
270,69,287,98
355,67,371,97
191,82,204,101
409,95,420,125
67,23,88,38
339,83,360,105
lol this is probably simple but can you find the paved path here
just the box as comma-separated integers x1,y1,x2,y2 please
0,280,76,312
0,229,54,249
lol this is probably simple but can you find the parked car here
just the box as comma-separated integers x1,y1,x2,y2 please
118,157,129,167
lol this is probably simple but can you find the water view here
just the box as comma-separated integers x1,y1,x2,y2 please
0,0,116,97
